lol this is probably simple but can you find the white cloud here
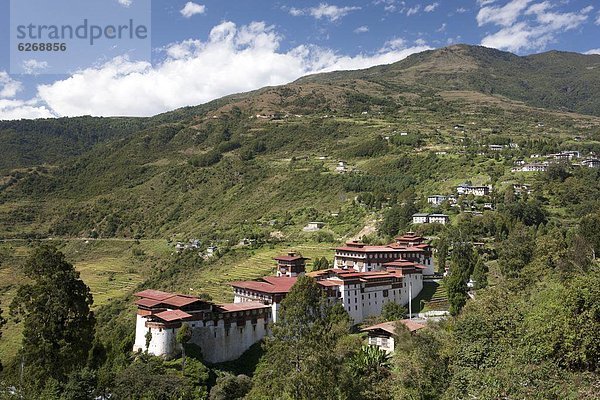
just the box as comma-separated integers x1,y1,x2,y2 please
437,23,447,32
289,7,304,16
27,21,430,118
22,59,49,75
406,5,420,16
354,25,369,33
479,1,592,52
596,13,600,25
424,3,439,12
456,7,468,13
117,0,132,7
180,2,206,18
374,0,402,13
0,98,55,120
382,38,407,51
584,48,600,55
0,72,23,98
290,3,361,21
477,0,532,27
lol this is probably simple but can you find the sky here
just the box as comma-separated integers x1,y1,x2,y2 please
0,0,599,120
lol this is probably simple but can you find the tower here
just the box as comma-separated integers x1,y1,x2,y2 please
274,252,308,277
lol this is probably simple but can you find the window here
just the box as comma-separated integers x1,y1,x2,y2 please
383,290,389,297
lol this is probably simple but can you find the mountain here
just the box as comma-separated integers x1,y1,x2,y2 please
0,44,599,241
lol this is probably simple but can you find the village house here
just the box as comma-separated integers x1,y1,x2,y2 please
303,221,325,231
362,319,426,353
428,213,450,225
549,151,580,161
456,183,491,196
412,213,430,224
488,144,504,151
412,213,450,225
513,163,548,172
427,195,447,206
582,158,600,168
336,161,348,173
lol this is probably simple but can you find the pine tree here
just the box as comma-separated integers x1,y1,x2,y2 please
249,276,351,399
9,245,95,389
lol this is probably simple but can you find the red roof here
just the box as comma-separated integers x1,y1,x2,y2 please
335,244,408,253
362,319,425,335
317,280,342,287
161,295,203,308
383,259,415,268
231,276,298,294
274,255,308,262
216,302,271,312
135,289,175,301
135,298,163,308
154,309,192,322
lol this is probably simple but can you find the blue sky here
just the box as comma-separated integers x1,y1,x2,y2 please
1,0,599,119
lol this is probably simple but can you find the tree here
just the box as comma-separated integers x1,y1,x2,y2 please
437,236,448,274
9,245,95,389
498,224,534,278
144,329,152,352
446,241,478,316
249,276,351,399
209,373,252,400
312,256,330,271
381,301,407,321
472,257,488,289
177,323,193,368
579,213,600,257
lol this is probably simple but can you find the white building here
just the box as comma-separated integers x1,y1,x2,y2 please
132,290,272,364
333,234,435,275
412,213,429,224
412,213,449,225
362,319,425,353
427,195,447,206
514,163,548,172
582,158,600,168
428,213,450,225
303,222,325,232
456,184,491,196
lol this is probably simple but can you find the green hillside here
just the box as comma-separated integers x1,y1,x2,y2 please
0,45,599,398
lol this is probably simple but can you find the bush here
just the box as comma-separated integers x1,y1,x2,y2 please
189,151,222,167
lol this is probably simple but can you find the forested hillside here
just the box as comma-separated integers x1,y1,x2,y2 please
0,44,599,399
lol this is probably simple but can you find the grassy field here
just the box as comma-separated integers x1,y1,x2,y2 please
0,239,170,361
187,243,336,303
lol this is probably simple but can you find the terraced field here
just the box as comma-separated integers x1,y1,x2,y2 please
188,243,335,302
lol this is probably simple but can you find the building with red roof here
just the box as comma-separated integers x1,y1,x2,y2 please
132,289,271,363
333,232,435,275
273,251,309,277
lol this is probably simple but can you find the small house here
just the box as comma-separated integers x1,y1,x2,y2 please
412,213,430,224
303,222,325,232
362,320,426,353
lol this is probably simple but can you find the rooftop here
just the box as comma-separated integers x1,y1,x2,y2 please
362,319,426,335
216,302,271,313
